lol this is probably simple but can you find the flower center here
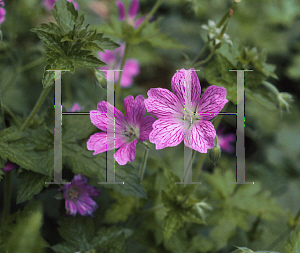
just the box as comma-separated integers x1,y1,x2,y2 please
123,125,139,140
127,18,135,27
67,188,79,200
183,109,199,128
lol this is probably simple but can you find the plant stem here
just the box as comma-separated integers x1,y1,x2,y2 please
194,48,216,68
115,42,130,108
183,148,196,183
1,103,21,128
262,81,279,95
191,42,209,65
2,171,12,224
136,0,164,34
139,147,149,182
15,56,45,73
20,85,52,132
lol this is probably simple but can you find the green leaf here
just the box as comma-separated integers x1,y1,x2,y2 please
42,67,55,88
57,217,95,250
91,227,132,252
203,53,237,104
285,224,300,253
95,37,120,51
104,163,148,198
34,30,65,54
16,171,51,204
53,217,132,253
94,68,107,89
0,127,54,177
5,202,47,253
163,210,184,240
71,53,106,68
30,22,62,35
105,191,136,223
52,0,78,34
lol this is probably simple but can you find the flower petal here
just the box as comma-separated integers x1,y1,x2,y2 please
43,0,55,10
149,118,184,149
0,7,6,24
124,95,145,128
98,51,116,66
196,85,228,120
87,132,125,155
114,139,138,165
128,0,139,19
86,185,101,197
139,116,156,142
145,88,183,118
120,74,133,87
171,68,201,111
134,16,145,28
116,1,125,21
123,59,140,75
65,200,77,216
184,120,215,153
2,161,18,172
90,101,126,132
218,134,235,153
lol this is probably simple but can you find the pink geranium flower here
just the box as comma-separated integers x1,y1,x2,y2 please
98,42,140,88
87,95,155,165
2,161,18,172
58,174,100,216
145,68,228,153
43,0,79,11
0,6,6,24
217,126,235,153
0,0,5,6
116,0,146,29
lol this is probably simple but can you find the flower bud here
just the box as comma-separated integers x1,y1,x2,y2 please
277,92,294,114
208,135,221,165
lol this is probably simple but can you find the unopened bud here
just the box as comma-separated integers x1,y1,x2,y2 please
208,135,221,165
277,92,294,114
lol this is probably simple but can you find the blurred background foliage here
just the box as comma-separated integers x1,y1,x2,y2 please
0,0,300,252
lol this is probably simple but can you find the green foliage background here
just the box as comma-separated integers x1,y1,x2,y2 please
0,0,300,252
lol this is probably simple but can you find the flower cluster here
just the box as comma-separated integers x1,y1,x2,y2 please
0,0,6,25
87,68,228,165
98,43,140,88
201,20,233,46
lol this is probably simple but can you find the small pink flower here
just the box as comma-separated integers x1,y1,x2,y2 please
59,174,100,216
87,95,155,165
145,68,228,153
98,43,140,88
43,0,79,11
217,126,235,153
0,6,6,24
2,161,18,172
0,0,5,7
69,103,84,112
116,0,146,29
